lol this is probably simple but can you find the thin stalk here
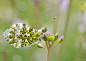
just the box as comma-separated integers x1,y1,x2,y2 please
47,42,50,61
49,43,59,53
51,42,55,48
46,41,48,49
47,49,49,61
43,47,47,53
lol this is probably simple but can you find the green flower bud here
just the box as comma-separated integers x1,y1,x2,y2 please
58,39,62,44
43,33,47,41
58,36,64,44
37,43,44,48
46,31,50,35
51,36,55,42
53,36,57,41
48,36,53,42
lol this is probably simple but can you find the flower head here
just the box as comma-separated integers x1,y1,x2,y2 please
43,33,47,38
58,36,64,44
55,33,58,37
60,36,64,40
46,31,50,35
37,43,43,48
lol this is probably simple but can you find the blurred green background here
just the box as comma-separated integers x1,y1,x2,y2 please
0,0,86,61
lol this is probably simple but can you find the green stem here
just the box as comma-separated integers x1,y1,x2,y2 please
47,42,50,61
43,47,47,53
49,43,59,53
46,41,48,49
47,49,49,61
10,0,22,18
50,42,55,48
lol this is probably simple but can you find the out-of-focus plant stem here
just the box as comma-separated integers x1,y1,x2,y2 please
46,42,50,61
44,47,47,53
1,50,9,61
57,0,72,60
47,49,49,61
63,4,71,37
46,41,59,61
74,44,82,61
10,0,22,18
34,2,44,27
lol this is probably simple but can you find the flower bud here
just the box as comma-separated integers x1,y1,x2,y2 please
37,43,43,48
43,33,47,38
60,36,64,40
55,33,58,37
58,36,64,44
46,31,50,35
52,33,58,41
48,36,53,42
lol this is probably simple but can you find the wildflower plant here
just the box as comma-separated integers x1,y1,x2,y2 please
3,17,64,61
37,31,64,61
